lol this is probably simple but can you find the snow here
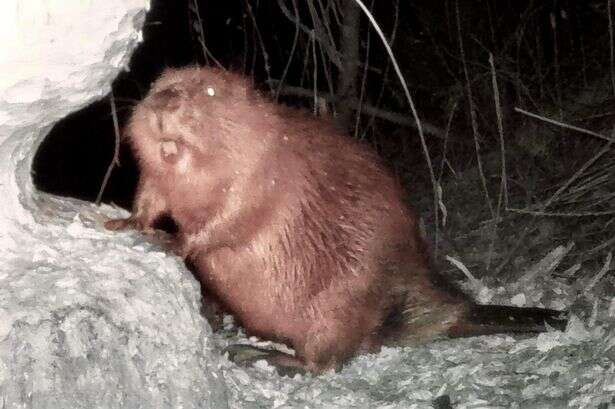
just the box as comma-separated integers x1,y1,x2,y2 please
0,1,228,407
0,1,614,408
1,201,229,408
213,325,615,408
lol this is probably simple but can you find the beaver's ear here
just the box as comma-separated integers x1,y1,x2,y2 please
159,139,186,165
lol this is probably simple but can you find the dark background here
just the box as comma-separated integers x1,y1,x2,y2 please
32,0,615,276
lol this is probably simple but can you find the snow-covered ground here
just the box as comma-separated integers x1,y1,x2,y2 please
0,1,613,408
0,1,226,407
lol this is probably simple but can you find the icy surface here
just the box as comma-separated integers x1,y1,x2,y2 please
0,0,614,408
0,1,228,407
0,200,228,408
215,317,615,409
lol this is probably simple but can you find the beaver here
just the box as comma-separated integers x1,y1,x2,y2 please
106,66,566,373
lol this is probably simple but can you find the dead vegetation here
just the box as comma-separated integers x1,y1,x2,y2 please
182,0,615,315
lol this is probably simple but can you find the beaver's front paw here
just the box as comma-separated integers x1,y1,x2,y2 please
104,217,140,231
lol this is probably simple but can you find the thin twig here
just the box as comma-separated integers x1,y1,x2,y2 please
307,0,336,106
514,107,615,143
245,0,273,91
276,0,342,67
349,0,440,253
508,208,615,217
360,0,400,140
314,0,339,59
438,101,458,182
485,52,506,271
311,31,319,115
540,140,613,211
490,54,508,210
272,82,446,138
189,0,224,69
299,30,312,89
610,0,615,97
329,0,343,27
354,0,375,138
96,93,121,206
550,13,563,120
241,11,249,74
456,0,494,219
508,116,615,215
275,0,300,101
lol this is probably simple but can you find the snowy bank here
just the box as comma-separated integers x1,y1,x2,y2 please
0,1,227,407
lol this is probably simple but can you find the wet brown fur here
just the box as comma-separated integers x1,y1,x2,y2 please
106,67,565,372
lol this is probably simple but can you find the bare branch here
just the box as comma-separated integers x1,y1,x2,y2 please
276,0,342,67
514,107,615,143
272,82,446,138
188,0,224,69
96,93,121,206
456,0,494,219
275,0,301,101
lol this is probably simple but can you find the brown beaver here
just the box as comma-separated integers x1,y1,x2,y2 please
106,66,566,374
